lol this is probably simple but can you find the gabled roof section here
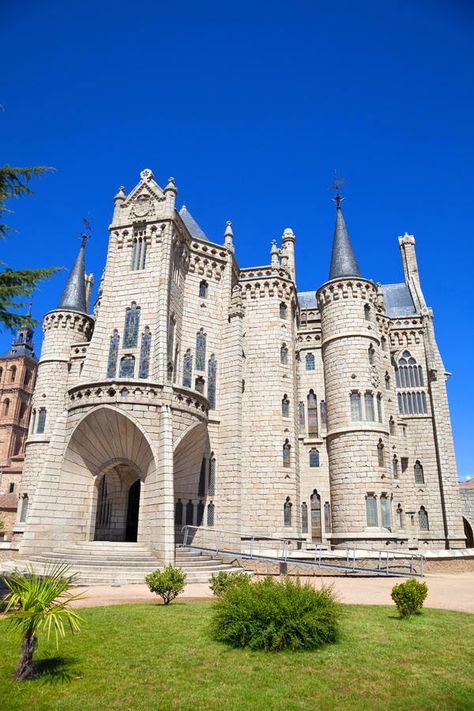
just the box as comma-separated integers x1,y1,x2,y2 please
121,168,165,207
298,291,318,308
179,205,208,241
381,283,417,317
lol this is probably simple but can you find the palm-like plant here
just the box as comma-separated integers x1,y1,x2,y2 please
1,563,84,680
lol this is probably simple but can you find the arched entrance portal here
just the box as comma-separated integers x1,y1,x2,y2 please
94,463,142,542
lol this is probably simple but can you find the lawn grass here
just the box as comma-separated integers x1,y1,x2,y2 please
0,602,473,711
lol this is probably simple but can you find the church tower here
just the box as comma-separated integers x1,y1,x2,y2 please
317,192,394,547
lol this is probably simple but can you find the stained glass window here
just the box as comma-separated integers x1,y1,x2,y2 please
183,350,193,387
196,329,206,371
307,390,318,435
305,352,315,370
37,407,47,434
283,497,292,526
365,392,375,421
131,230,147,270
119,355,135,378
208,456,216,496
351,392,361,421
366,494,378,527
123,302,140,348
207,355,217,409
139,327,151,378
301,502,308,533
419,506,429,530
309,448,320,467
107,329,120,378
207,501,215,526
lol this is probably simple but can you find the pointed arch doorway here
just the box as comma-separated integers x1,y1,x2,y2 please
94,464,142,542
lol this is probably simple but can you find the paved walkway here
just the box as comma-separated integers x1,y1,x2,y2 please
72,572,474,613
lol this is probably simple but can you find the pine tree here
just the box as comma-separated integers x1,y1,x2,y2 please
0,165,58,329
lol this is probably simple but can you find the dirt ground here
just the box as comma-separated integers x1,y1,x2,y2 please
71,572,474,614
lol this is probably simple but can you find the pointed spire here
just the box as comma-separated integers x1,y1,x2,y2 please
224,220,234,252
329,197,361,280
58,237,87,312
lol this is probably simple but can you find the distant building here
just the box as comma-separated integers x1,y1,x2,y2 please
15,168,465,565
0,323,37,539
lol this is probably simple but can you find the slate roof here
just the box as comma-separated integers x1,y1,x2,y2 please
58,242,87,312
329,205,361,280
298,291,318,308
381,283,417,317
179,206,208,241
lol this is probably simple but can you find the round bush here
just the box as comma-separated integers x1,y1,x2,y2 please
391,578,428,617
145,565,186,604
211,576,341,651
209,571,250,597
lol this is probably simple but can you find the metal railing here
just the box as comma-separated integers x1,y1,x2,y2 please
181,526,425,577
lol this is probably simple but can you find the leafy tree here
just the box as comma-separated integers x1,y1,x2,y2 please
1,563,83,680
0,165,59,330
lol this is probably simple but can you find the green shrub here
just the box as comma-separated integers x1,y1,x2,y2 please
209,570,250,597
391,578,428,618
145,565,186,605
211,576,341,651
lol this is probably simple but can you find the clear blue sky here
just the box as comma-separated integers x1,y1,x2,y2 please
1,1,473,478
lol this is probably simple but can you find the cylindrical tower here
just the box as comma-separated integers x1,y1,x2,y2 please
317,198,394,548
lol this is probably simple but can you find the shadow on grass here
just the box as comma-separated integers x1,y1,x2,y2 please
34,654,80,685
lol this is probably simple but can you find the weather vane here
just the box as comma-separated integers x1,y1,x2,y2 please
330,172,345,208
81,215,92,246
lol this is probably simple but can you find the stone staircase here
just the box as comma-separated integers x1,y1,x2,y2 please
20,541,242,585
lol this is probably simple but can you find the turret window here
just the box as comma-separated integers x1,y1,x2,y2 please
418,506,429,531
195,329,206,371
324,502,332,532
10,366,17,382
368,344,375,365
207,355,217,410
385,372,390,389
19,493,29,523
138,327,151,379
309,448,320,468
396,504,403,528
366,493,378,527
414,460,425,484
199,280,208,298
279,302,287,320
350,391,362,421
389,416,396,435
3,398,10,416
281,395,290,418
107,329,120,378
397,391,428,415
298,401,305,427
307,390,318,436
305,352,315,371
119,355,135,378
376,394,383,422
37,407,47,434
283,497,292,526
392,455,399,478
364,304,371,321
283,439,291,467
377,439,385,467
280,343,288,365
364,392,375,421
183,350,193,388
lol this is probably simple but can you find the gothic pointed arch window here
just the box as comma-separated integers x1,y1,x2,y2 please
377,439,385,467
364,303,371,321
381,335,387,351
418,506,429,531
281,394,290,418
396,504,403,528
119,355,135,378
385,372,391,389
395,351,427,414
208,454,216,496
207,501,215,526
175,498,183,525
107,329,120,378
414,460,425,484
183,349,193,388
279,302,287,320
185,499,194,526
389,416,396,435
283,497,292,526
309,448,320,468
199,280,208,298
3,398,10,416
350,391,362,421
195,328,206,371
138,327,151,378
307,390,318,435
197,500,205,526
207,355,217,410
301,502,308,533
366,493,378,527
305,352,315,371
131,227,147,271
280,343,288,365
283,439,291,467
10,365,17,382
123,302,140,348
198,458,206,497
320,400,327,429
377,394,383,422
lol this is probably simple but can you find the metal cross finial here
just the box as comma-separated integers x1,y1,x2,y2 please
81,216,92,246
330,172,345,208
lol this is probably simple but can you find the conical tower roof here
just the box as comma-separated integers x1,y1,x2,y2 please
58,238,87,312
329,199,361,280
